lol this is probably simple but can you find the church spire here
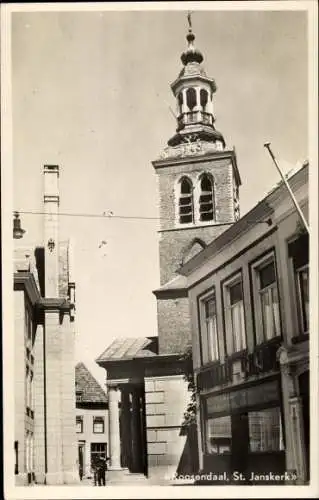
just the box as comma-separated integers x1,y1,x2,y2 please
167,13,225,150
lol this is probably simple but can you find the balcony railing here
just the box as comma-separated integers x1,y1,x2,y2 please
242,338,281,376
196,360,232,391
196,339,281,392
178,111,213,128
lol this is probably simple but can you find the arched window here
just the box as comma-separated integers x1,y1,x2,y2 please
179,177,194,224
199,174,215,221
200,89,208,111
186,88,197,111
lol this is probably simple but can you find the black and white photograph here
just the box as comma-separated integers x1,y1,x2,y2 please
1,1,318,498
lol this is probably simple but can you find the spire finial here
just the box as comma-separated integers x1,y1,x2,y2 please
181,11,203,66
187,11,192,32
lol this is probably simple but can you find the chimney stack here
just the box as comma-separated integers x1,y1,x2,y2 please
43,165,60,297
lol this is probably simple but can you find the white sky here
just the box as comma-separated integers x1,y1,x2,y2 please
11,6,308,387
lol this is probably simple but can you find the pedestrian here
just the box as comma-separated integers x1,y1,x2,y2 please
92,459,98,486
98,457,107,486
79,465,83,481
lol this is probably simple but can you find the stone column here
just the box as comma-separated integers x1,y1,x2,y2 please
120,388,131,469
130,388,142,473
84,442,91,477
108,384,122,470
289,396,307,484
195,86,201,122
182,88,188,114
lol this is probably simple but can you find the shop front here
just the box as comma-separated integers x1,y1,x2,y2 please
200,376,286,485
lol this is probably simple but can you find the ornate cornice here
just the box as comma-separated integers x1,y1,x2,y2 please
14,272,41,305
36,297,73,312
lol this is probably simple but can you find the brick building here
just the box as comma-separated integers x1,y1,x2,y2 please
178,163,309,484
96,21,241,482
14,165,78,485
75,362,108,480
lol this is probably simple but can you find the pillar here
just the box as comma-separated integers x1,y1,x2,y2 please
195,87,201,122
44,310,63,484
60,312,79,483
130,388,142,473
108,384,122,470
84,442,91,477
120,388,131,469
289,396,307,484
181,88,188,114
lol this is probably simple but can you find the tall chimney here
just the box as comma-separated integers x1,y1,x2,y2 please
43,165,60,297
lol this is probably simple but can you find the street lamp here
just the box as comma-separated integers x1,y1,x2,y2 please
13,211,26,239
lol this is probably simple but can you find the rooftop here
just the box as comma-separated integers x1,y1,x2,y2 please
75,362,107,404
96,336,158,363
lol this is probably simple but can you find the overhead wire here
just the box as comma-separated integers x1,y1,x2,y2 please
13,209,272,226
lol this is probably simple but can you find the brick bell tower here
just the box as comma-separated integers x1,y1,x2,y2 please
153,16,241,355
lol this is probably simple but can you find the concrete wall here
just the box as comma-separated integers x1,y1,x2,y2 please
14,290,27,485
145,375,191,482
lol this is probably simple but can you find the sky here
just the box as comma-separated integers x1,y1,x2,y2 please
10,5,308,387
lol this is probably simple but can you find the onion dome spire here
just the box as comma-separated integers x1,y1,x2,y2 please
181,12,204,66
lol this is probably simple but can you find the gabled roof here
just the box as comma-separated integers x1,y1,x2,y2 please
96,337,158,363
75,362,107,404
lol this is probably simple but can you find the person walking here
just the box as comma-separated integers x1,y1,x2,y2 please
98,457,107,486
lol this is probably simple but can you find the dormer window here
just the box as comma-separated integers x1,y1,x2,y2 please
199,174,215,221
179,177,194,224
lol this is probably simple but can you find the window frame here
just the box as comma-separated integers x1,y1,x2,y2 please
93,416,105,434
248,406,285,453
76,415,83,434
295,263,309,335
250,251,281,345
200,289,220,365
198,173,215,223
222,271,247,356
178,176,194,225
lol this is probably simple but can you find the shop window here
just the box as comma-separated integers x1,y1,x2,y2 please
93,416,105,434
178,177,194,224
248,407,284,452
223,274,246,354
206,416,232,454
201,292,219,364
76,416,83,434
91,442,107,468
251,252,281,344
288,234,309,336
199,174,215,222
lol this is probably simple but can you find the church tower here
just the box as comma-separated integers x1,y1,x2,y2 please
153,17,241,355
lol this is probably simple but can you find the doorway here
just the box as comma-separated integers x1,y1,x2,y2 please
78,442,85,480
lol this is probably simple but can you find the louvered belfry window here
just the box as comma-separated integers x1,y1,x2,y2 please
199,174,215,221
179,177,194,224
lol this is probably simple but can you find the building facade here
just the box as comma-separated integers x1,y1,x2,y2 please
178,163,309,484
97,20,242,483
14,165,78,485
75,362,108,479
